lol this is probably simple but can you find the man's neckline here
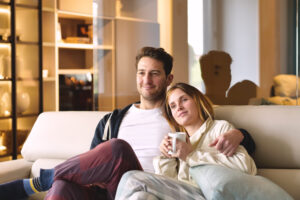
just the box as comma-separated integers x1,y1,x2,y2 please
132,103,162,111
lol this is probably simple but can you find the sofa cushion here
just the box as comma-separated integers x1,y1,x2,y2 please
0,159,32,184
21,111,108,161
214,105,300,169
258,168,300,200
190,165,293,200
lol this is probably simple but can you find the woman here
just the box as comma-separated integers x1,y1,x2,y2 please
115,83,257,200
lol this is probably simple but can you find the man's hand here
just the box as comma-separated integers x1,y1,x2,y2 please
173,139,193,161
209,129,244,156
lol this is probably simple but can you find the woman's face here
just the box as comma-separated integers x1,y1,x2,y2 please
168,88,200,127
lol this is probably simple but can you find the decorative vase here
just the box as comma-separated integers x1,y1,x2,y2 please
0,91,30,114
16,92,30,113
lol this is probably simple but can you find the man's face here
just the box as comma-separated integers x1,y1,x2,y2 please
136,57,172,102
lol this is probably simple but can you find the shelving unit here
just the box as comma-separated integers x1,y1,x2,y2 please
42,0,116,111
0,0,42,159
41,0,159,112
0,0,160,161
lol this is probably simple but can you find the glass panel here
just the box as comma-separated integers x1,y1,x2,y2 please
16,116,36,153
0,0,10,4
16,0,38,7
16,44,39,79
0,118,12,158
42,0,55,9
189,0,300,106
94,0,115,17
15,7,38,42
0,81,11,117
94,18,113,46
94,50,113,111
17,79,39,114
0,43,11,79
93,0,114,111
59,74,93,111
188,0,203,91
115,0,157,21
0,4,10,42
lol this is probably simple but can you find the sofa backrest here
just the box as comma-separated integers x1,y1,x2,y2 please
214,105,300,169
21,111,109,161
22,106,300,170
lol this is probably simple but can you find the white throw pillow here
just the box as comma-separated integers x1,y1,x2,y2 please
21,111,107,161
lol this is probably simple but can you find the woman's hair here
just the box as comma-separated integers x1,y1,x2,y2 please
164,82,214,132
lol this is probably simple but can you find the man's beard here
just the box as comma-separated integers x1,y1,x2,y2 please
139,86,167,102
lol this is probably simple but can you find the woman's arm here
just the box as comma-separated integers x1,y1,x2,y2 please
186,146,257,175
153,135,179,178
185,121,257,175
153,156,178,179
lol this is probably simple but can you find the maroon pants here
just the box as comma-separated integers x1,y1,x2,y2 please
45,139,143,200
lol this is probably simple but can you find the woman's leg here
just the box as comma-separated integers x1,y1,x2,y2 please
115,170,205,200
47,139,142,200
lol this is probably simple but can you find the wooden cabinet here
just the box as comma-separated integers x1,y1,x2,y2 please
42,0,159,111
43,0,115,111
0,0,42,159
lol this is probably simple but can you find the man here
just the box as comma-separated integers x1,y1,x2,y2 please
0,47,254,200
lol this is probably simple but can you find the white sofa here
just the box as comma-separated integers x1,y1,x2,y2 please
0,106,299,199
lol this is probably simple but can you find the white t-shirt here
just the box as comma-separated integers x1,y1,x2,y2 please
117,104,171,173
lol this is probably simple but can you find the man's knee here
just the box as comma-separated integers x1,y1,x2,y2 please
110,138,134,154
110,138,131,148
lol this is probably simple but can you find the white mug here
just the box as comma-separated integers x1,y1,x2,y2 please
168,132,186,155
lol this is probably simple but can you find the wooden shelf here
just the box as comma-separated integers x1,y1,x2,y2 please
16,41,39,45
43,42,55,47
42,7,55,12
16,3,38,9
0,78,12,82
0,2,10,6
43,77,56,82
57,43,113,50
58,10,94,19
58,69,93,75
0,113,38,120
57,9,114,20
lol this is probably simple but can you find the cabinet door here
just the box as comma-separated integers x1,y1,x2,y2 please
0,0,41,159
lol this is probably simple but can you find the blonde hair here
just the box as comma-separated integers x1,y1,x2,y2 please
164,82,214,132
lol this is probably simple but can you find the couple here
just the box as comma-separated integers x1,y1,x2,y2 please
0,47,256,200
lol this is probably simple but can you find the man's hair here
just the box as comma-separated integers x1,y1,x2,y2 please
164,82,214,132
135,47,173,76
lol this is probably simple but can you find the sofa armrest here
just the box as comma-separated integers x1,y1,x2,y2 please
0,159,33,183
